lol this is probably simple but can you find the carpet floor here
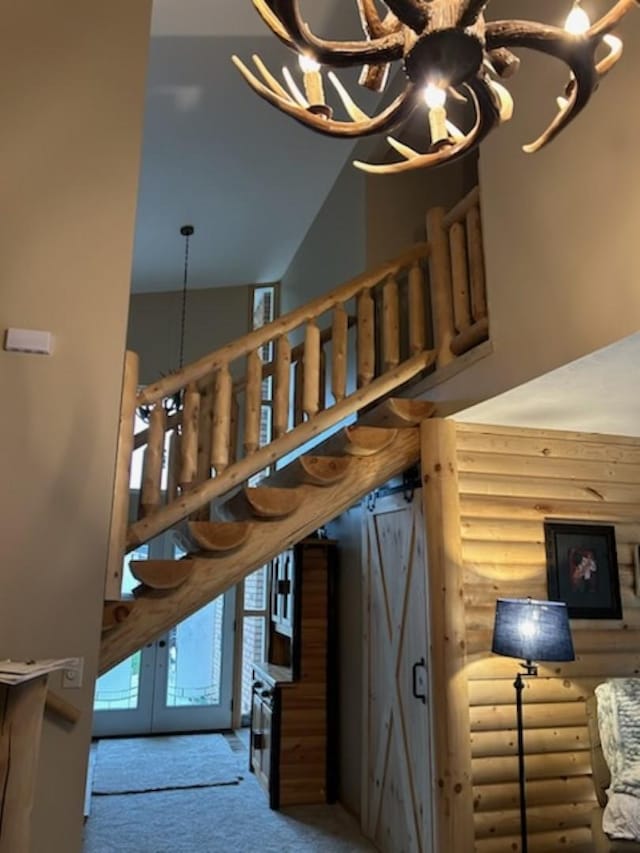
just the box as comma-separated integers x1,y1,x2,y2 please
83,732,376,853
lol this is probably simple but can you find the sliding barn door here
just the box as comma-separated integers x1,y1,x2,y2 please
362,492,434,853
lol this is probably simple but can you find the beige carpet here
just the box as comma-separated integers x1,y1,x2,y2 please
83,732,376,853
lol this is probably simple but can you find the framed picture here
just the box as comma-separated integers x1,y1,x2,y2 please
544,521,622,619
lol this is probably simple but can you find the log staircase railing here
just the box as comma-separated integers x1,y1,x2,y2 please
104,186,488,600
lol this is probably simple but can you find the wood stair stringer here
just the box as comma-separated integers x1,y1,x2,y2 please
99,425,421,675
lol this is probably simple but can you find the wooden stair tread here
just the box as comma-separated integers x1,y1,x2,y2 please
243,486,303,518
129,560,195,590
297,455,352,486
343,426,398,457
358,398,436,428
185,520,252,553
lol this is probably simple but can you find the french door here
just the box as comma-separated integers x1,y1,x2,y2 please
93,532,235,737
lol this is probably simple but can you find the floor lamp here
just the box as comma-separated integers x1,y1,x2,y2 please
491,598,575,853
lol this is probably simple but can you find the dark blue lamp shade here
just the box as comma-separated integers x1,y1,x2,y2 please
492,598,575,663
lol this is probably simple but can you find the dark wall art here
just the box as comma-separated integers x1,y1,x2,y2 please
544,521,622,620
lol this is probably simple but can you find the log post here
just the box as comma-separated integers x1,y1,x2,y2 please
303,320,321,419
180,383,200,490
421,418,474,852
167,429,180,503
426,208,455,368
105,350,139,601
331,303,348,403
466,203,487,322
229,393,240,464
274,335,291,438
139,404,165,518
0,676,48,853
211,366,233,475
244,350,262,455
449,221,472,333
408,262,427,355
293,358,304,427
196,374,214,484
382,275,400,371
357,287,375,387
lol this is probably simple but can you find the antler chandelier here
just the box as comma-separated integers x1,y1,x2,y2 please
233,1,636,174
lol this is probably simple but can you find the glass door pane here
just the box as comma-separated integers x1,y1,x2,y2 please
150,588,235,733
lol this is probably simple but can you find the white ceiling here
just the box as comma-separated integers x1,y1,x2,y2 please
454,332,640,438
132,1,379,292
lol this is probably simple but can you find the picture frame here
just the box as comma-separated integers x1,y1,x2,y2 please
544,521,622,620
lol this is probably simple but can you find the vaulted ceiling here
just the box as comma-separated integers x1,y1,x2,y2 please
132,0,382,293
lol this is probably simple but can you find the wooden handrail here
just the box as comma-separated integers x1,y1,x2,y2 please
442,185,480,229
137,242,429,407
133,315,357,450
127,349,436,548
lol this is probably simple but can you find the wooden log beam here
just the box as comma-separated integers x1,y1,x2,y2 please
357,287,375,387
0,677,48,853
466,203,487,321
472,750,592,785
469,676,601,706
105,351,139,600
473,776,596,813
211,366,233,475
179,384,200,490
475,826,592,852
274,335,291,438
426,208,455,367
382,275,400,371
421,418,474,852
408,262,427,355
101,427,423,673
470,725,589,757
331,303,348,403
44,691,81,725
139,405,165,518
475,801,594,840
469,701,587,732
449,221,471,333
244,350,262,456
303,321,321,419
450,317,489,356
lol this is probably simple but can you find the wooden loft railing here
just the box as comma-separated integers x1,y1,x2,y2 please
104,186,488,600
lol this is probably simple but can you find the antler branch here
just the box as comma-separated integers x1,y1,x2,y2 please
232,54,417,138
354,74,501,174
267,0,405,67
382,0,428,33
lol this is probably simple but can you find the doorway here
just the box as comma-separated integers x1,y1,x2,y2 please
93,532,235,737
361,491,434,853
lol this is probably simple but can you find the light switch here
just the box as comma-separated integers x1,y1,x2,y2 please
4,328,54,355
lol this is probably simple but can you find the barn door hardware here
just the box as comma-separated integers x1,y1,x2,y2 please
412,657,427,704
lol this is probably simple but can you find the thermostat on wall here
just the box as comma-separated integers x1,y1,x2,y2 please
4,328,54,355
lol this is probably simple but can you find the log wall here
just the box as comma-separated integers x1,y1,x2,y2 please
454,422,640,852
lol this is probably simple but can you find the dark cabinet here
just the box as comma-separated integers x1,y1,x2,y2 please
249,539,337,809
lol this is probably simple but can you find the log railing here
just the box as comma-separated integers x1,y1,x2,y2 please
104,187,488,599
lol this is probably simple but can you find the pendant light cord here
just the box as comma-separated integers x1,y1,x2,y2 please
178,225,194,371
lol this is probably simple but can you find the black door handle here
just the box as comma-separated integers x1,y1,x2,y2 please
158,640,167,648
412,657,427,705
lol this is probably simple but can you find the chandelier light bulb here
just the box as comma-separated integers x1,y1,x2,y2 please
298,54,321,74
565,3,591,35
423,83,447,110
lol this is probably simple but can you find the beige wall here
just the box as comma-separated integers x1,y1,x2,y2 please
128,285,251,384
426,1,640,406
0,3,151,851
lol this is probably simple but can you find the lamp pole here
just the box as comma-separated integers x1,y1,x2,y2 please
514,670,528,853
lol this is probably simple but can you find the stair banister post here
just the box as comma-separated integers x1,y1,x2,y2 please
105,350,139,601
426,207,455,368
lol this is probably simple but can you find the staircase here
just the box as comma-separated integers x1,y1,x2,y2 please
100,187,488,675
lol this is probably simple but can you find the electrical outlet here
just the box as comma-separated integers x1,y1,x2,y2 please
62,657,84,689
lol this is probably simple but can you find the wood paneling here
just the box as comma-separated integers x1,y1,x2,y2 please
453,422,640,850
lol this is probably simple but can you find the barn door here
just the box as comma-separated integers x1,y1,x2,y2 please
362,492,434,853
